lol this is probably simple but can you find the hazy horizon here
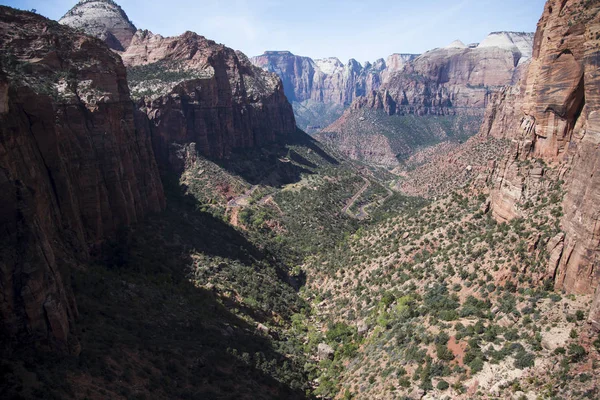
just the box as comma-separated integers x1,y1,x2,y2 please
1,0,546,62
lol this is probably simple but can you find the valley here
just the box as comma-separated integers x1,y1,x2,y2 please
1,0,600,399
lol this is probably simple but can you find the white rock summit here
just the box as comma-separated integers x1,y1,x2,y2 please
59,0,137,51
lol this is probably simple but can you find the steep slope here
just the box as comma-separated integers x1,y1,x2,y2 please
59,0,136,51
317,32,534,166
250,51,418,132
483,0,600,327
0,7,164,352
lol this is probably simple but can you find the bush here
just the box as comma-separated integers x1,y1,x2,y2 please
436,344,455,361
468,357,484,374
437,380,450,390
568,344,587,363
514,351,535,369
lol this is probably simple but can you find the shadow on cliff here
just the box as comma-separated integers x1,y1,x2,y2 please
213,128,339,187
1,187,311,399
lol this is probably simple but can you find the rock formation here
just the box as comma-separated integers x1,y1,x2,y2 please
59,0,136,51
311,32,534,165
252,32,533,138
122,31,297,171
60,2,297,173
0,7,164,351
482,0,600,328
250,51,418,132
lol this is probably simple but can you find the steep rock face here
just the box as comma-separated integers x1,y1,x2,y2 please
122,31,297,171
374,32,535,116
251,51,410,105
483,0,600,327
250,51,418,132
317,32,534,165
59,0,137,51
0,7,165,350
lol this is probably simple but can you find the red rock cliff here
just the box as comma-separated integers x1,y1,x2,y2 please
483,0,600,328
0,7,165,350
121,31,297,171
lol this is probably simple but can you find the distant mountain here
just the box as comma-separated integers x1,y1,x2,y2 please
250,51,418,133
314,32,534,166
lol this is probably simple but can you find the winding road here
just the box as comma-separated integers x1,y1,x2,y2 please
342,177,371,215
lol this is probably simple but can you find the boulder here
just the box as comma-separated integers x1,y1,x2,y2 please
317,343,335,360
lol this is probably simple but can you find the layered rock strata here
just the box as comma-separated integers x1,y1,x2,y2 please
482,0,600,328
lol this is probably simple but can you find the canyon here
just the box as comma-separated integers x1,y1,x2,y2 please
252,32,535,166
1,0,599,399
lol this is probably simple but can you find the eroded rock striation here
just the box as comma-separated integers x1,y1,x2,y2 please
482,0,600,328
59,0,137,51
0,7,164,351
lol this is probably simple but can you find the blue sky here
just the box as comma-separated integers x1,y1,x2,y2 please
2,0,546,62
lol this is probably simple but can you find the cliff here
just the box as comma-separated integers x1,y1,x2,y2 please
121,31,297,171
0,7,164,351
250,51,418,132
59,0,297,173
311,32,534,165
482,0,600,328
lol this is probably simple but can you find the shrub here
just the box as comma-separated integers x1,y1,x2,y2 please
514,351,535,369
568,344,587,363
468,357,484,374
437,380,450,390
436,344,455,361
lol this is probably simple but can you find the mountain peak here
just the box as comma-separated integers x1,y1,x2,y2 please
59,0,136,51
478,31,534,63
444,39,467,49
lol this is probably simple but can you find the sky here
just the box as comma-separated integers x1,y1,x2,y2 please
2,0,547,62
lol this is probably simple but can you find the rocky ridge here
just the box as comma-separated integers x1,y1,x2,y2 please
250,51,418,132
313,32,534,165
60,7,297,172
121,30,296,171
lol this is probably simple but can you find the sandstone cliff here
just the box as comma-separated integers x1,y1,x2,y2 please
482,0,600,328
250,51,418,132
312,32,533,166
60,0,297,173
59,0,137,51
0,7,164,351
121,31,297,171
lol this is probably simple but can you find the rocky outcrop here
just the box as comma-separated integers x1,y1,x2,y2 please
121,31,297,171
483,0,600,327
59,0,137,51
252,32,533,136
0,7,164,350
62,0,297,171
